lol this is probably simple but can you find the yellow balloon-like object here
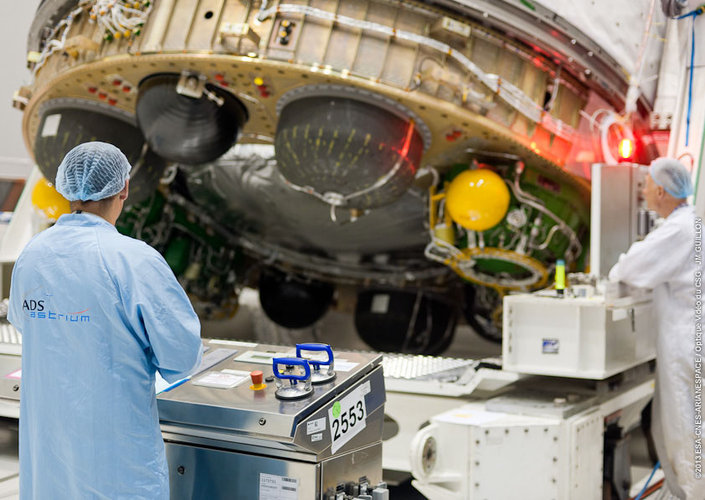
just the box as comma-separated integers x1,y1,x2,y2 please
31,177,70,220
445,169,511,231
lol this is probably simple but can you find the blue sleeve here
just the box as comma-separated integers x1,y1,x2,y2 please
7,256,24,333
119,246,202,383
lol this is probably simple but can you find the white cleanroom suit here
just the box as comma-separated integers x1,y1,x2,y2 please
609,205,704,499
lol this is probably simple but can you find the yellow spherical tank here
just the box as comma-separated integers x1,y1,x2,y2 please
31,177,70,220
445,169,511,231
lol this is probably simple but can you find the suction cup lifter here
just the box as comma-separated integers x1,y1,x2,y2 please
272,357,314,400
296,343,337,384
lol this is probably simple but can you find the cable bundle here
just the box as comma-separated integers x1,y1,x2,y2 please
89,0,152,41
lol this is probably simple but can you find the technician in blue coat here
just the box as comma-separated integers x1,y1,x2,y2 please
8,142,203,499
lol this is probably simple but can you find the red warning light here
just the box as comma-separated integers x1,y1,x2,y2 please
600,113,636,164
618,138,634,160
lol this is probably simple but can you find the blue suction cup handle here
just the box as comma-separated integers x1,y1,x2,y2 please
296,343,334,369
272,357,311,382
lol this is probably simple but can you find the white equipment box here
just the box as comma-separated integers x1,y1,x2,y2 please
503,293,656,379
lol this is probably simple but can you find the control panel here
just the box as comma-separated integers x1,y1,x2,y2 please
158,338,385,500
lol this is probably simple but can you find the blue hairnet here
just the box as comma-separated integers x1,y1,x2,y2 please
55,142,132,201
649,157,693,199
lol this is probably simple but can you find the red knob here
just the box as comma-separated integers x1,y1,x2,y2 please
250,370,263,386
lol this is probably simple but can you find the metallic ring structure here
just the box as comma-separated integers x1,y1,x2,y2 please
450,247,549,290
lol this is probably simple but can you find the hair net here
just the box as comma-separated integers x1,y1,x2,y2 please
649,157,693,199
55,142,132,201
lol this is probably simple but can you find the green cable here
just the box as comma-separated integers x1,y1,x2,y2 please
520,0,537,10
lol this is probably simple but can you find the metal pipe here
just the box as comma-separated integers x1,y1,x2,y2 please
507,169,582,261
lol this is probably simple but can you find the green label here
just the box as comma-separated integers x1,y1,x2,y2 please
332,401,341,418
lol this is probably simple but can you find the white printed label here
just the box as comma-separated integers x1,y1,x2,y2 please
612,309,628,321
311,432,323,442
210,339,258,347
360,380,371,396
334,360,359,372
41,114,61,137
259,473,298,500
371,294,390,314
307,417,326,435
328,384,367,454
192,369,249,389
542,338,560,354
237,350,287,365
442,17,471,37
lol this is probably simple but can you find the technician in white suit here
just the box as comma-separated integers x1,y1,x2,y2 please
609,158,703,499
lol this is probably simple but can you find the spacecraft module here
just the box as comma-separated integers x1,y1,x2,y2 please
17,0,659,349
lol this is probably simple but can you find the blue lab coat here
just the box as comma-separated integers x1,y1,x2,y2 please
7,212,202,499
